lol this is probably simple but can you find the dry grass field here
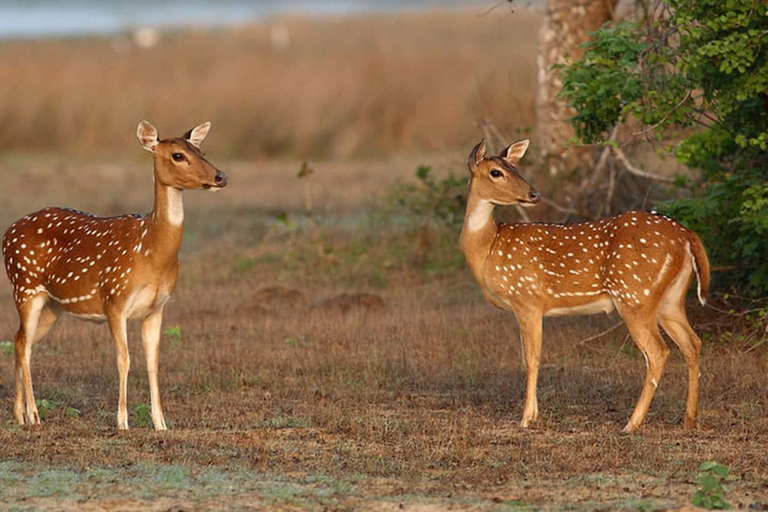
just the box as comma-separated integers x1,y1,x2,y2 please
0,9,539,159
1,152,767,511
1,8,768,512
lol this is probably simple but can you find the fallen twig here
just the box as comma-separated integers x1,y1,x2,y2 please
577,321,625,346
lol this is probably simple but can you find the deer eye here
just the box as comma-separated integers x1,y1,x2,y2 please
490,169,503,178
171,153,185,162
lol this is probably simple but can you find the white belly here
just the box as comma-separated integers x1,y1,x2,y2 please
68,312,108,323
544,296,615,317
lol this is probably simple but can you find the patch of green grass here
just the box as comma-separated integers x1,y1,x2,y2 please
154,465,193,491
259,414,312,429
35,399,56,419
163,325,183,346
25,468,83,499
0,340,13,357
133,403,152,428
231,256,258,275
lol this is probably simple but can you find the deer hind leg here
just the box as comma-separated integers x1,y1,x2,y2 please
658,285,702,430
517,310,543,428
13,295,51,425
141,305,168,431
621,310,670,433
107,312,130,430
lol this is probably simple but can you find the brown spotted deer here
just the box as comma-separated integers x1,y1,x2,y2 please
460,139,710,432
2,121,227,430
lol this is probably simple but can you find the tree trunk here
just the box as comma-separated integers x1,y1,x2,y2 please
536,0,619,176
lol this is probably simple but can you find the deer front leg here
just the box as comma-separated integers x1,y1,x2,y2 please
517,310,543,428
14,356,25,425
108,312,131,430
141,305,168,431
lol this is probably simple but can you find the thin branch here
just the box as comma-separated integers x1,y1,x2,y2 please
611,145,675,184
577,321,625,346
605,158,616,215
540,196,578,215
593,127,618,177
478,0,514,17
513,204,532,223
631,90,692,138
742,337,767,354
478,119,497,153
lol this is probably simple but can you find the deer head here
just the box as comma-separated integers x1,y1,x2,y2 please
137,120,228,191
467,138,540,207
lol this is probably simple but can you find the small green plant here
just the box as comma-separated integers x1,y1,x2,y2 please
35,399,56,419
692,461,732,510
0,340,13,357
64,407,80,420
163,326,182,346
133,403,152,428
390,165,467,230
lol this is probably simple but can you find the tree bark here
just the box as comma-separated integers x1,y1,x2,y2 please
536,0,619,176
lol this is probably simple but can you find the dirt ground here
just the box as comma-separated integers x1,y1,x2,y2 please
0,155,767,511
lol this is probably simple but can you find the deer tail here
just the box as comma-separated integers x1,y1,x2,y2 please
688,234,710,306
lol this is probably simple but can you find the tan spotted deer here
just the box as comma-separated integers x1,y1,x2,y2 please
2,121,227,430
460,139,710,432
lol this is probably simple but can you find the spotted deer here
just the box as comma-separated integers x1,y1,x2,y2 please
2,121,227,430
460,139,710,432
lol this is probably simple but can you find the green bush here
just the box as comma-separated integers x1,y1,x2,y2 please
558,0,768,295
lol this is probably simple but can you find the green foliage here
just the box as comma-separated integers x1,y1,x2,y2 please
692,461,732,509
163,326,183,346
559,0,768,295
35,399,56,419
390,165,467,230
133,403,152,428
0,341,13,357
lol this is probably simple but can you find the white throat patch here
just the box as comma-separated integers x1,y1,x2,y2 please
166,187,184,226
467,199,495,232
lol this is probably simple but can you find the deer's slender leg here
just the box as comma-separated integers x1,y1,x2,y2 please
108,311,130,430
658,302,702,429
622,310,670,433
517,309,543,427
15,303,61,424
14,294,48,425
142,304,168,431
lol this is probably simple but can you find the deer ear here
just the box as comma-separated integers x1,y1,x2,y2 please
500,139,530,165
137,121,159,152
184,121,211,148
468,138,487,172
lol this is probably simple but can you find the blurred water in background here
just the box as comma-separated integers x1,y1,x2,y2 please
0,0,516,40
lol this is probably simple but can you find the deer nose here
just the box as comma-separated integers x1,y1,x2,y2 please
214,170,228,187
528,189,541,203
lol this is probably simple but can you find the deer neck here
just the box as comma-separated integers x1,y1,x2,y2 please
144,175,184,266
460,194,499,284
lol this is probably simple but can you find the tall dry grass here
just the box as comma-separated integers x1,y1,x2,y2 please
0,9,541,158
